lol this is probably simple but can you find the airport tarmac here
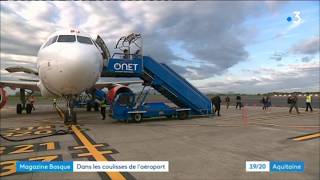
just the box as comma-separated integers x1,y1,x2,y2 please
0,101,319,180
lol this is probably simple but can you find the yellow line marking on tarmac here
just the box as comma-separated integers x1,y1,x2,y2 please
78,150,113,157
293,133,320,141
73,144,104,150
71,125,126,180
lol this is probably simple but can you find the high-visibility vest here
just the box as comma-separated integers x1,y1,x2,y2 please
53,99,57,103
306,95,312,103
101,102,107,108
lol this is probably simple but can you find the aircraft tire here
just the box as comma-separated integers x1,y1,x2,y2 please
71,111,77,125
16,104,22,114
26,104,32,114
64,112,70,125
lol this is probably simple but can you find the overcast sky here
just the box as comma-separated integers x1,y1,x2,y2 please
0,1,319,94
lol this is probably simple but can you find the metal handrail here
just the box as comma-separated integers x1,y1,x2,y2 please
111,53,143,60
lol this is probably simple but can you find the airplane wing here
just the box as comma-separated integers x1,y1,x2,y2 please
94,80,143,89
0,80,39,91
5,66,39,76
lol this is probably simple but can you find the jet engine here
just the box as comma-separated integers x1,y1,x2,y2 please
107,85,132,104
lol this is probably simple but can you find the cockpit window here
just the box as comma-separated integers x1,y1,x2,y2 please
43,36,58,48
51,36,58,44
57,35,76,42
77,36,93,44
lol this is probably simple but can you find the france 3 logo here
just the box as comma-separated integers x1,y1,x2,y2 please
287,11,302,23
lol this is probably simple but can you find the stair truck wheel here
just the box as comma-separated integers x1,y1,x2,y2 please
132,113,142,123
16,104,22,114
26,104,32,114
178,111,188,120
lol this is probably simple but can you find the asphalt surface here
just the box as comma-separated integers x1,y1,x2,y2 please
0,101,319,180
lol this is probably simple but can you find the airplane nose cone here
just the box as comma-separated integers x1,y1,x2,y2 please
54,45,102,95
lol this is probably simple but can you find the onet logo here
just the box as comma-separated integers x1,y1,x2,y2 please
113,62,139,71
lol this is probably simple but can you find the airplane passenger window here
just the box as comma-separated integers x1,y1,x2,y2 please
77,36,93,44
57,35,76,42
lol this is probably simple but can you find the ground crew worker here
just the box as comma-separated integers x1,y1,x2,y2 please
123,49,130,59
236,95,242,110
305,93,313,112
29,95,35,110
261,96,267,111
100,99,108,120
288,93,300,114
211,96,221,116
265,96,271,112
53,98,57,107
225,96,230,109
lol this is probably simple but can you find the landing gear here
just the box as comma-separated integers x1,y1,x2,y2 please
64,97,77,125
16,89,33,114
16,104,22,114
26,104,32,114
64,111,77,125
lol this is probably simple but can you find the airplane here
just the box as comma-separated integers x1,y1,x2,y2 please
0,29,142,124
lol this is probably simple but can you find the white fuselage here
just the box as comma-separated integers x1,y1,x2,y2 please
36,30,103,97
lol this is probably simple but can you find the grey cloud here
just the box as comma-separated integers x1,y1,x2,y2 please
198,65,319,94
156,2,254,72
1,2,272,80
80,2,262,79
0,5,54,56
265,1,288,13
270,52,287,61
4,2,312,94
291,37,320,55
301,56,313,62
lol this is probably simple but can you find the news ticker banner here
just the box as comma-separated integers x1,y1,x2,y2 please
15,161,304,173
246,161,304,173
16,161,169,172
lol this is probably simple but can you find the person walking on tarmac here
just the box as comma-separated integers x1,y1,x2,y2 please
288,93,300,114
266,96,271,112
211,95,221,116
100,99,108,120
225,96,230,109
305,93,313,112
236,95,242,110
261,96,267,111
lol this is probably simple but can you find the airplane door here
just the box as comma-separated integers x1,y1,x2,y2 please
95,35,110,60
